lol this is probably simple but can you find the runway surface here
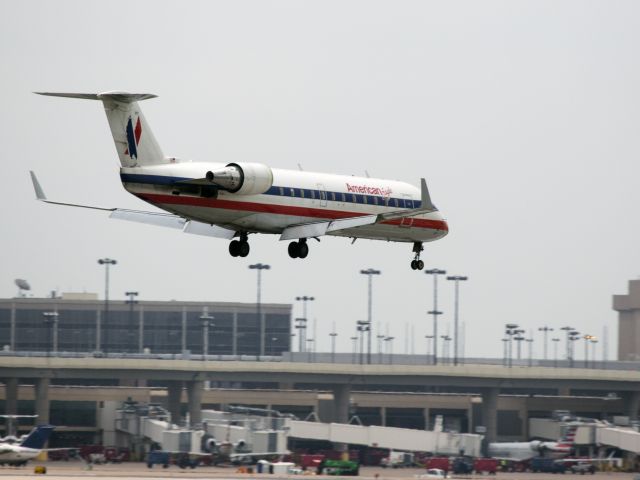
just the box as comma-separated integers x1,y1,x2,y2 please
0,463,637,480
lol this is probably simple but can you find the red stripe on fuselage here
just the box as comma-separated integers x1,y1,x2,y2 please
136,193,449,231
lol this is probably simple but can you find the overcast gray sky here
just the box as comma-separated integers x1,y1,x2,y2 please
1,0,639,359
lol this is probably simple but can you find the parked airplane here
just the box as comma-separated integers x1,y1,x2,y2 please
487,426,576,462
32,92,448,269
0,425,55,466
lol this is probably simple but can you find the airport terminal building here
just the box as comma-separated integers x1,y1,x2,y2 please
0,295,292,357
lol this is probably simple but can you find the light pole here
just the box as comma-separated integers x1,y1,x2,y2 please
560,326,574,366
295,296,314,352
385,336,395,364
568,330,580,368
295,318,307,352
357,320,370,365
330,329,338,363
125,291,139,352
526,338,534,367
200,308,214,360
505,324,519,368
590,338,598,368
360,269,381,365
42,310,59,357
552,337,560,367
514,333,525,361
583,335,594,368
446,275,468,366
441,335,451,364
425,268,446,365
306,338,315,362
249,263,270,359
538,326,554,361
501,338,509,366
425,335,434,363
377,334,385,363
98,258,117,355
350,336,358,363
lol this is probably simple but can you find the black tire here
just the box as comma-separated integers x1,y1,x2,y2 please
411,260,418,270
239,241,250,257
298,242,309,258
288,242,299,258
229,240,240,257
417,260,424,270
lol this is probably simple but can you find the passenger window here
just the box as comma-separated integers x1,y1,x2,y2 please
279,187,284,196
341,193,346,202
310,190,315,199
300,189,305,198
362,195,368,204
290,188,295,197
351,194,357,203
330,192,336,202
393,198,399,208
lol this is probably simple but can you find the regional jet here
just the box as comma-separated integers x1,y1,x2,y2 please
487,426,577,462
0,425,55,466
32,92,448,269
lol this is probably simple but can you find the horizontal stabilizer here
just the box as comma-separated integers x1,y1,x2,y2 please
30,171,236,240
34,91,157,103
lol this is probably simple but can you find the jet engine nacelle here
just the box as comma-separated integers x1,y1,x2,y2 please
529,440,545,453
201,433,217,453
206,162,273,195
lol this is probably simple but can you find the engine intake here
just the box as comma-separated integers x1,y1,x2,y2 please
206,162,273,195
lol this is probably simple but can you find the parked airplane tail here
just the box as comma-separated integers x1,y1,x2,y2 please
557,425,577,448
34,92,165,168
20,425,55,449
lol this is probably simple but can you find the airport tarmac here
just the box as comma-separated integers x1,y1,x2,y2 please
0,463,638,480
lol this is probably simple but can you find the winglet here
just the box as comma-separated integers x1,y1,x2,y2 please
30,171,47,200
420,178,437,211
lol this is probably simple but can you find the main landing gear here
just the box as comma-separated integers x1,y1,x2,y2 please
288,238,309,259
410,241,424,270
229,232,250,257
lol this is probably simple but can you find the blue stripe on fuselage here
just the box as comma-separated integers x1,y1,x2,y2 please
119,173,422,209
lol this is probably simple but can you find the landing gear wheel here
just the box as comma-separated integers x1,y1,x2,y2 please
298,242,309,259
288,242,299,258
238,241,250,257
229,240,241,257
410,241,424,270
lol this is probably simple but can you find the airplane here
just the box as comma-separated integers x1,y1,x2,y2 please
31,92,448,270
487,426,577,462
0,425,55,466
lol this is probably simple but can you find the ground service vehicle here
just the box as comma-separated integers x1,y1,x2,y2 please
530,457,567,473
570,462,596,474
318,459,359,476
474,458,498,474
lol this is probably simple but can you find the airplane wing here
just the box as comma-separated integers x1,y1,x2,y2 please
29,171,236,240
280,177,437,240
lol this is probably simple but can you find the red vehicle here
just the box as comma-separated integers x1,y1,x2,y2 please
424,457,450,473
299,454,325,470
473,458,498,474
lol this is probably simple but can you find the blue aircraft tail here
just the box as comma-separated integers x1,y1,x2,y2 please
20,425,55,449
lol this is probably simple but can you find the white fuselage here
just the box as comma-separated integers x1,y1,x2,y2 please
119,162,449,243
487,440,569,462
0,444,40,464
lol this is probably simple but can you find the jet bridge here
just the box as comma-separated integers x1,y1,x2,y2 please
285,419,483,457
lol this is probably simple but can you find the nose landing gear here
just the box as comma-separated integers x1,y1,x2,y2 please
288,238,309,259
410,241,424,270
229,232,250,257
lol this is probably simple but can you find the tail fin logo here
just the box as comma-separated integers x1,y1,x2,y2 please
124,116,142,159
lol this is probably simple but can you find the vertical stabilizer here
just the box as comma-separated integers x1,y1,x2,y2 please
20,425,55,449
35,91,166,167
